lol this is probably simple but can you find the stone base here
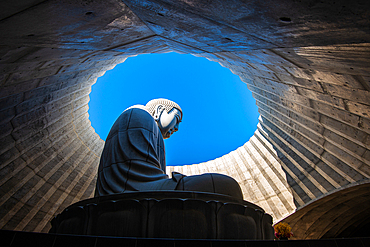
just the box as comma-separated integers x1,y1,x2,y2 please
50,191,274,240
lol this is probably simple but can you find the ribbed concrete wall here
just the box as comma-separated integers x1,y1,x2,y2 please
0,0,369,239
171,45,370,231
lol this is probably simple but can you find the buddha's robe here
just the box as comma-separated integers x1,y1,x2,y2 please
95,108,179,196
95,107,243,199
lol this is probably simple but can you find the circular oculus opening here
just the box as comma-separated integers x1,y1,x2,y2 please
89,53,259,166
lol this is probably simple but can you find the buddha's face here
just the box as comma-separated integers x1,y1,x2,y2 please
157,108,181,139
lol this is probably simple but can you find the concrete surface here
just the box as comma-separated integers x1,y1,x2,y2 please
0,0,369,239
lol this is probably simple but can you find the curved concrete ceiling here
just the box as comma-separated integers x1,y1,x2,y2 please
0,0,369,239
283,182,370,239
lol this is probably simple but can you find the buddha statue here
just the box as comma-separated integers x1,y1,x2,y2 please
95,98,243,199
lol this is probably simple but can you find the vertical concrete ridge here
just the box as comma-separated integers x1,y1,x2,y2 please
256,89,368,164
248,135,296,213
241,141,284,220
231,149,258,203
0,122,85,203
12,141,92,231
33,151,99,232
256,123,318,203
0,137,84,229
259,116,352,190
252,130,301,210
236,144,275,215
258,104,368,182
250,84,370,172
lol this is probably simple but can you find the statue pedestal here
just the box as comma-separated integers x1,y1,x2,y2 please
50,191,274,240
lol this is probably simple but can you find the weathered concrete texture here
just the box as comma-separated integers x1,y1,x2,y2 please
0,0,369,239
281,182,370,239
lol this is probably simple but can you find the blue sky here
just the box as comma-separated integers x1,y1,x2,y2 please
88,52,259,166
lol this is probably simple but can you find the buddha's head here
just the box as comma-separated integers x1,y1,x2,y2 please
146,98,182,139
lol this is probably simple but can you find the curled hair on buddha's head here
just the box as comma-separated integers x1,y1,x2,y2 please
145,98,182,121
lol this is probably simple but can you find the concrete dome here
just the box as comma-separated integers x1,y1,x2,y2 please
0,0,369,239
